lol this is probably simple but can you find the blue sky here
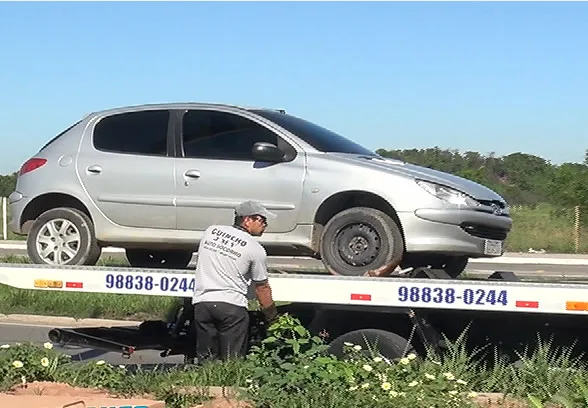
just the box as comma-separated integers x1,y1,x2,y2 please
0,1,587,174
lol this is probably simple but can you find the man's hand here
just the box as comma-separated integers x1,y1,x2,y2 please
261,302,279,324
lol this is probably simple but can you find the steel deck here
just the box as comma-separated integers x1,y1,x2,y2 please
1,263,588,316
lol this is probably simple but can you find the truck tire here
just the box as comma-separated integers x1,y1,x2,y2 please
320,207,404,276
125,249,193,269
328,328,416,363
27,207,100,266
401,255,469,279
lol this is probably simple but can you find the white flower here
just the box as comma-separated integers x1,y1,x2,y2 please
408,380,419,387
399,357,410,365
468,391,478,398
118,365,125,369
41,358,49,367
381,382,392,391
344,342,354,347
407,353,417,360
362,364,373,372
360,382,370,389
43,342,53,350
353,344,362,351
303,365,309,369
13,360,23,368
448,390,458,395
443,372,455,381
424,373,436,380
373,356,383,363
95,360,105,366
0,344,10,349
348,385,358,391
389,390,399,398
456,379,467,385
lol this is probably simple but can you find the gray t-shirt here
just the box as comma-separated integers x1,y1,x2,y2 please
191,224,269,308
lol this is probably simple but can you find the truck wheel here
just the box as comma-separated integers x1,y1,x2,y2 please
401,255,469,279
125,249,193,269
328,329,416,363
27,207,100,266
320,207,404,276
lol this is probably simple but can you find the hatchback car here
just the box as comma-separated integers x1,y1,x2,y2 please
9,103,512,277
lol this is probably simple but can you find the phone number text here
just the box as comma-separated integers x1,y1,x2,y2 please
105,273,196,293
398,286,508,307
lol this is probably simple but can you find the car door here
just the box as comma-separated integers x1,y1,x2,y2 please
76,108,177,229
173,108,306,233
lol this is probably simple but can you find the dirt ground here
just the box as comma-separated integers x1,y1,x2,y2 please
1,381,549,408
2,381,253,408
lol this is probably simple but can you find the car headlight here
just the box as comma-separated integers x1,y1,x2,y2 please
416,180,478,207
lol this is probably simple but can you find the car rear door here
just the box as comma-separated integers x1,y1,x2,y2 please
75,108,177,229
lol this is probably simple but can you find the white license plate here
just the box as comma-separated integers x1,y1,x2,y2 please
484,239,503,256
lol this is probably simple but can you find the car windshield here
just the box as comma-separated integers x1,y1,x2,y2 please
251,110,378,156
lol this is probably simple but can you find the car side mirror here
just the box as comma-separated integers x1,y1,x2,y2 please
252,142,285,162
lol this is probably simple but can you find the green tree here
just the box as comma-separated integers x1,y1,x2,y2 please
0,172,17,197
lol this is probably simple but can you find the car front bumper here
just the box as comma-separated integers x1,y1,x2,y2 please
398,208,512,258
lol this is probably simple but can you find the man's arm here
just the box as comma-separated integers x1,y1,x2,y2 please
250,249,278,322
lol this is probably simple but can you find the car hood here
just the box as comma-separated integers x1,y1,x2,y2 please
327,153,505,202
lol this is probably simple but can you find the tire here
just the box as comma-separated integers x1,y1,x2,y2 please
401,255,469,279
319,207,404,276
125,249,193,269
27,207,99,266
328,328,416,363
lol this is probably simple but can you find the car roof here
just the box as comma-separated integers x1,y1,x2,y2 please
82,102,286,118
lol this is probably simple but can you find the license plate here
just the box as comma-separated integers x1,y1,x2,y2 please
484,239,503,256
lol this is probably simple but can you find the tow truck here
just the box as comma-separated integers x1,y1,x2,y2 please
1,262,588,365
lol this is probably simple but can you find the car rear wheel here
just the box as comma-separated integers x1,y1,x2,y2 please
27,207,100,266
125,249,193,269
319,207,404,276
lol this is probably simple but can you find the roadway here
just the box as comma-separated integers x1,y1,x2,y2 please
1,240,588,281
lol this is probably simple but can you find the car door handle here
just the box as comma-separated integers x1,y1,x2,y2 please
87,165,102,174
184,169,201,179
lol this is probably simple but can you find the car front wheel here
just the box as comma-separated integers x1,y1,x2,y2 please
319,207,405,276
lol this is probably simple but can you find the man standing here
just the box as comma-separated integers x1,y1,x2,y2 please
191,200,279,363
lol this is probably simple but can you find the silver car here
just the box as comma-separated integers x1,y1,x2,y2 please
8,103,512,277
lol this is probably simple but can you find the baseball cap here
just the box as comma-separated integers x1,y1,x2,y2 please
235,200,277,219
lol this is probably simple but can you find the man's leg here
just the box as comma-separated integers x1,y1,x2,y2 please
212,302,250,361
193,302,218,363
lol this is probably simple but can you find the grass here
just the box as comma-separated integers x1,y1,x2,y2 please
506,203,588,254
2,202,588,253
1,316,588,408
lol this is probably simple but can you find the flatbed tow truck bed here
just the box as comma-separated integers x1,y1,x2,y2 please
1,262,587,364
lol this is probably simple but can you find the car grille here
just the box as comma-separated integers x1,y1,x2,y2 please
460,223,509,241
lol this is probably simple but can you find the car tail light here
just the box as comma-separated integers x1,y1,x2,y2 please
19,158,47,176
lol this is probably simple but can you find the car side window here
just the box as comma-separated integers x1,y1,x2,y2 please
181,110,286,161
93,110,170,156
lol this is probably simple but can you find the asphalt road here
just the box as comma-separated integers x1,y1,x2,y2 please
0,321,185,368
1,245,588,281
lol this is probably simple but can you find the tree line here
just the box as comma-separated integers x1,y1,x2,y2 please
1,147,587,209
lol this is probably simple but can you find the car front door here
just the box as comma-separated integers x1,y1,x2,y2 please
76,109,177,229
173,108,306,233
